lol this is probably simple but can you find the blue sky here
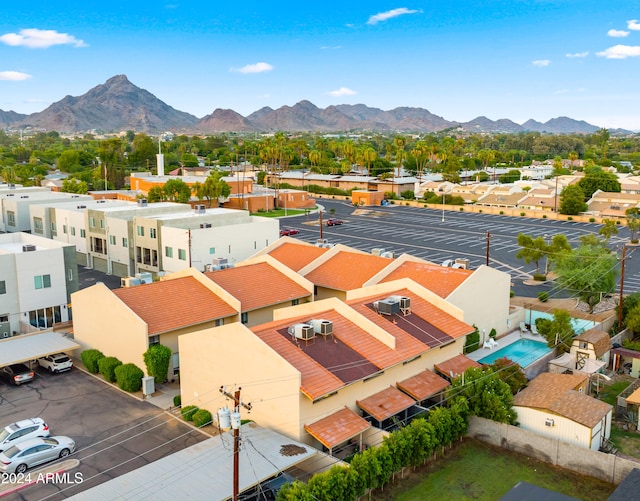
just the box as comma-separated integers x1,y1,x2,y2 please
1,1,640,130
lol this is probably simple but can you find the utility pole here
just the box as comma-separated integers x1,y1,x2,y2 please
618,245,627,332
486,231,491,266
219,387,252,501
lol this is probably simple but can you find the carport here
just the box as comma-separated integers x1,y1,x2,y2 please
0,331,80,368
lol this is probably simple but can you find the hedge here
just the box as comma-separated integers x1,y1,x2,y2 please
181,405,199,421
114,363,144,392
98,356,122,383
143,344,172,384
173,394,182,407
538,291,550,303
193,409,213,427
81,349,104,374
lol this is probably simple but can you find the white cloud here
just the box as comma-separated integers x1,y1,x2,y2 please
627,19,640,30
0,28,86,48
327,87,357,97
0,71,31,81
566,51,589,58
608,29,629,38
596,44,640,59
367,8,420,25
230,62,274,74
532,59,551,67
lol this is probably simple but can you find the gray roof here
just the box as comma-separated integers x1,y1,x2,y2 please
69,422,319,501
0,331,80,368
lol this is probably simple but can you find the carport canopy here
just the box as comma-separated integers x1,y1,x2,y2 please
0,331,80,368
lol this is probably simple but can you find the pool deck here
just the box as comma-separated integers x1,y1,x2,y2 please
510,296,616,324
466,330,546,363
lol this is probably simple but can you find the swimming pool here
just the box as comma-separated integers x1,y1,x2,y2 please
528,311,596,334
478,338,552,367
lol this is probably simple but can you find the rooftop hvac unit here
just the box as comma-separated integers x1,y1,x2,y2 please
545,418,555,427
20,195,29,198
121,277,142,287
200,223,212,228
77,205,87,209
441,259,454,268
194,204,206,214
22,244,36,252
371,248,385,256
316,238,329,245
135,272,153,284
212,257,228,267
454,258,469,269
137,199,148,207
287,323,315,341
388,295,410,311
380,251,395,259
374,299,401,316
308,319,333,335
204,264,215,272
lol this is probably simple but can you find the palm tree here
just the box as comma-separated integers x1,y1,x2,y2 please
394,136,406,177
362,147,377,177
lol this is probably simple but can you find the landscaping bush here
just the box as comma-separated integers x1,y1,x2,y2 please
98,356,122,383
499,211,504,215
143,344,172,384
181,405,199,421
520,212,526,216
589,217,596,223
464,328,480,354
459,207,464,211
510,290,515,297
538,291,549,302
532,273,547,281
542,214,547,219
568,216,573,221
114,363,144,392
193,409,213,427
489,328,497,339
173,394,182,407
81,349,105,374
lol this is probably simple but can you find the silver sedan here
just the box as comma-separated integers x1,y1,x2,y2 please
0,436,75,474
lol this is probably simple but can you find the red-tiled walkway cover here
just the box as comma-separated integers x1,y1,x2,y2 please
434,354,481,380
304,407,371,450
397,370,451,401
356,386,416,422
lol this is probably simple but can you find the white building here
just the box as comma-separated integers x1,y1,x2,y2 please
0,232,77,336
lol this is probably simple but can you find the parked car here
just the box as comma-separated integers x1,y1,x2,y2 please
0,363,35,385
0,418,50,453
0,436,75,474
326,218,344,226
279,228,300,237
38,353,73,373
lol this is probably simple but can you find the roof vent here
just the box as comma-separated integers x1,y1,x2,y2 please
371,248,385,256
20,195,29,198
195,204,206,214
308,319,333,336
200,222,212,228
545,418,555,427
137,199,148,207
22,244,36,252
380,251,395,259
77,205,87,209
287,323,315,342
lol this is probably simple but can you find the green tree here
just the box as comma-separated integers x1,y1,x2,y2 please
143,344,172,384
559,184,587,215
489,358,527,394
626,208,640,242
194,171,231,207
599,219,619,242
577,168,621,199
546,233,572,274
57,150,82,172
499,169,521,184
61,179,89,194
516,233,547,274
625,305,640,333
542,309,575,352
163,178,192,203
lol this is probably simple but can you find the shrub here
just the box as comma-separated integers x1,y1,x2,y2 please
143,344,172,384
181,405,199,421
173,394,182,407
542,214,547,219
632,239,639,244
532,273,547,281
459,207,463,211
98,356,122,383
499,211,504,215
538,291,549,302
520,212,526,216
616,220,621,225
489,328,497,339
464,328,480,354
193,409,213,427
81,349,105,374
510,290,515,297
589,217,595,223
114,363,144,392
568,216,573,221
405,202,410,206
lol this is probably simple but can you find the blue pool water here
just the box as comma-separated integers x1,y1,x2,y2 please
478,338,552,367
528,311,596,335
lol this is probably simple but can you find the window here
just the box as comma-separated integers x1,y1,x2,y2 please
33,217,44,234
7,211,15,227
0,315,8,323
99,219,105,229
209,247,215,255
579,341,588,349
149,335,160,345
241,312,248,324
150,228,157,239
122,237,128,248
178,249,187,261
109,235,116,245
89,217,95,228
165,246,173,258
51,222,57,232
172,353,180,376
71,227,76,236
34,274,51,290
63,225,67,234
215,319,223,327
137,226,144,237
80,229,86,238
292,299,299,306
0,281,5,294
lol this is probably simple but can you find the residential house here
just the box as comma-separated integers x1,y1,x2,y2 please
513,372,612,451
586,190,640,219
0,232,77,336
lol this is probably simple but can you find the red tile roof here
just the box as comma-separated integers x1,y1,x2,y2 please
434,354,481,379
205,261,310,311
304,251,392,291
267,242,328,272
113,276,237,335
357,386,416,421
380,261,472,298
397,370,451,401
304,407,371,449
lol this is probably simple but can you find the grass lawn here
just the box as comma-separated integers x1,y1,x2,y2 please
599,379,634,406
372,439,615,501
251,208,311,217
610,424,640,457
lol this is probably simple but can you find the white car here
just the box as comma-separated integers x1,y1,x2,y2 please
37,353,73,373
0,418,50,453
0,436,75,474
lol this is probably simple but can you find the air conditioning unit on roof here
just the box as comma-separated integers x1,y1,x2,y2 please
308,319,333,335
374,299,400,316
287,323,315,341
388,295,410,311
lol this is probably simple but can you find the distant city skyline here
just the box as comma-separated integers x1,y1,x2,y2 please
1,1,639,130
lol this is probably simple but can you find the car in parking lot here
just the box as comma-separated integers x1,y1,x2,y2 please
279,228,300,237
0,436,75,474
0,418,50,453
38,353,73,373
0,363,35,385
326,218,343,226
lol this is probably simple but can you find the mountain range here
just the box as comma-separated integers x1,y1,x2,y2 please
0,75,613,135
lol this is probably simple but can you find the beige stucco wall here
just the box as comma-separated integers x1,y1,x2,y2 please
71,282,149,373
447,265,511,336
315,286,346,301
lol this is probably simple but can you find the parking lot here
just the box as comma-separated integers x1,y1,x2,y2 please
283,199,640,297
0,367,206,499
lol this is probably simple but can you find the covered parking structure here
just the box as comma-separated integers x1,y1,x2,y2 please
0,331,80,368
